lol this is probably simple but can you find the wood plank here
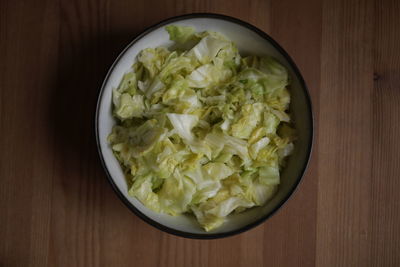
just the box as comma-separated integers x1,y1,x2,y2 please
47,0,121,265
0,0,59,266
317,0,374,265
370,0,400,265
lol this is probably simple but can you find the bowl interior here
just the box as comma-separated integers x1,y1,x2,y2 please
97,16,312,236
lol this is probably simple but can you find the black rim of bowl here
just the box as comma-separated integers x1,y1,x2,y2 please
95,13,314,239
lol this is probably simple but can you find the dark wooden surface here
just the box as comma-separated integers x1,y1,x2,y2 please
1,0,399,266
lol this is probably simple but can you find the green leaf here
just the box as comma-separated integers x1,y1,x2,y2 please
166,25,196,44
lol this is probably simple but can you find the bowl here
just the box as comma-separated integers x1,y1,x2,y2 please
95,13,313,239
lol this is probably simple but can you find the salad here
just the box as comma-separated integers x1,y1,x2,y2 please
108,25,295,231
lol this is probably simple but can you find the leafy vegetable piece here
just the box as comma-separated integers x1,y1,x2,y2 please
249,137,270,159
188,35,230,64
167,113,198,142
259,164,280,185
129,174,161,212
202,162,234,180
158,169,196,215
231,103,264,139
114,93,144,120
165,25,196,44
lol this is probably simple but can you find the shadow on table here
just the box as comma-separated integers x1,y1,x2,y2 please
48,29,141,211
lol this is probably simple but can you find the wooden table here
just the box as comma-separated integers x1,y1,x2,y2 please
1,0,399,266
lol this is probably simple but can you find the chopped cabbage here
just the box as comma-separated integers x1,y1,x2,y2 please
108,25,295,231
166,25,196,44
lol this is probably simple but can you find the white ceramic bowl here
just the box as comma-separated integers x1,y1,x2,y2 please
96,13,313,239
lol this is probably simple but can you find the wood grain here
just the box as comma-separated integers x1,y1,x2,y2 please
317,0,373,266
370,0,400,265
0,0,399,266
